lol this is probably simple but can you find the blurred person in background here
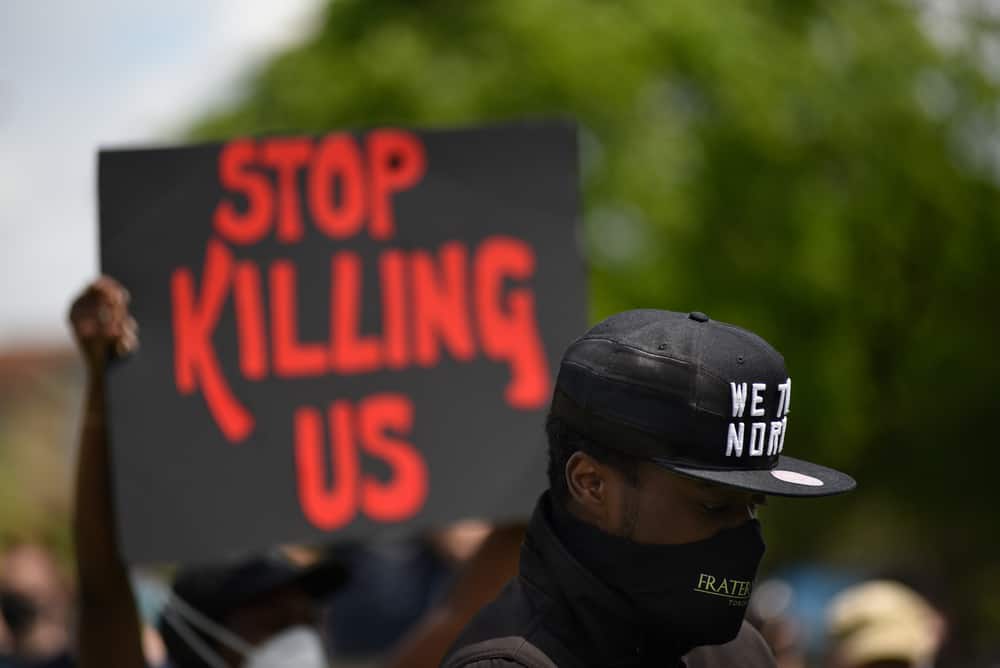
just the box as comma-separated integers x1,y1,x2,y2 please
381,524,524,668
312,520,520,667
0,542,74,668
321,520,488,661
69,277,345,668
747,579,806,668
321,527,476,661
158,553,345,668
824,580,945,668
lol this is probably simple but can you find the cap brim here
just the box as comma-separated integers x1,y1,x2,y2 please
295,558,349,598
228,557,348,611
653,455,856,497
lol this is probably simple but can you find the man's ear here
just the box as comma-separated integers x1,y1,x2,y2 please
565,452,613,524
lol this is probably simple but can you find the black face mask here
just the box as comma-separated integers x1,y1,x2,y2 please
0,590,39,636
552,503,765,649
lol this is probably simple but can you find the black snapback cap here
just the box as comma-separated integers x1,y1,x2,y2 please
550,309,856,497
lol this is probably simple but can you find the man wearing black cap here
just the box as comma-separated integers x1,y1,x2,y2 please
442,309,856,668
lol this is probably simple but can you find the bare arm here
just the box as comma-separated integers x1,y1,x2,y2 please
70,277,146,668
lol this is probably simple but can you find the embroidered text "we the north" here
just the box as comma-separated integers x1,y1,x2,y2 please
725,378,791,458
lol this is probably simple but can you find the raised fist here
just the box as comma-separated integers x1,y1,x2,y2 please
68,276,138,373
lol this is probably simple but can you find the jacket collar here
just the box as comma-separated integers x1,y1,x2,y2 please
519,493,687,667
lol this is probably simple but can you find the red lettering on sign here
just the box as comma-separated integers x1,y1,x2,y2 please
170,240,253,442
367,130,426,240
330,252,382,374
170,237,552,441
359,394,427,522
309,134,366,239
475,236,550,409
379,250,409,369
271,261,327,377
293,394,426,530
213,131,426,244
412,242,475,367
214,140,273,245
293,403,359,531
260,139,312,244
233,262,268,380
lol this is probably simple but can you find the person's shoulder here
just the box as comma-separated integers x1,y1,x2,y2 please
441,578,560,668
447,577,538,647
440,636,557,668
444,659,527,668
684,621,776,668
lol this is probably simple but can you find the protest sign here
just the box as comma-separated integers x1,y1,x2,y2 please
99,120,585,563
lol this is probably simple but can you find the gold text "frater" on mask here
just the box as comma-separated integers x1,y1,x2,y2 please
694,573,753,607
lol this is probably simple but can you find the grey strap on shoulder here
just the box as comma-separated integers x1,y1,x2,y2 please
442,636,558,668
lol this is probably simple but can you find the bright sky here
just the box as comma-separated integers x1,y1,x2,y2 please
0,0,323,348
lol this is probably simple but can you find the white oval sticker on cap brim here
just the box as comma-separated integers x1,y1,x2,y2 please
770,470,824,486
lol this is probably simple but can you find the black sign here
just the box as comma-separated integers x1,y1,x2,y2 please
99,120,585,563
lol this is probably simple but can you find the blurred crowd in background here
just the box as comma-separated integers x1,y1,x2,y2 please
4,0,1000,665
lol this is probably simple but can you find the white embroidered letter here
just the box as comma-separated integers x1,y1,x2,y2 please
726,423,745,457
750,422,766,456
731,383,748,418
767,421,783,455
778,416,788,453
750,383,766,417
777,378,791,416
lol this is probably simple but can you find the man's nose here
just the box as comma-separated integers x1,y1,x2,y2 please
726,494,764,526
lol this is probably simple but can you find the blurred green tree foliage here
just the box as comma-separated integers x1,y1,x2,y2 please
191,0,1000,644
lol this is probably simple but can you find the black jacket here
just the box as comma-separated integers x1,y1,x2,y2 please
441,495,775,668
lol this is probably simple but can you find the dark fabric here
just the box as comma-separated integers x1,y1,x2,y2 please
444,637,558,668
441,495,776,668
0,591,38,636
0,652,75,668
